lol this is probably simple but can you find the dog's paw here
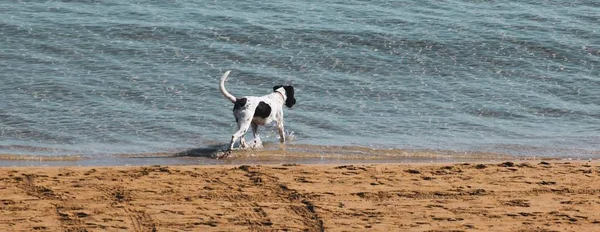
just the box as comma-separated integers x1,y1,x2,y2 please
251,138,263,149
251,142,264,149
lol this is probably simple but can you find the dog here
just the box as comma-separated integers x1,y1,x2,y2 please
219,70,296,152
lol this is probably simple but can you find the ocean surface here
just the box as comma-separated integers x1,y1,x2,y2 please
1,0,599,160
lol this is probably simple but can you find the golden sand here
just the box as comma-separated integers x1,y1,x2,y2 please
1,160,599,231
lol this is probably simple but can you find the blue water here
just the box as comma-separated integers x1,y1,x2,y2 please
1,0,599,158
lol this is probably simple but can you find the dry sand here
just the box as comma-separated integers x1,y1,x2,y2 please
1,161,600,231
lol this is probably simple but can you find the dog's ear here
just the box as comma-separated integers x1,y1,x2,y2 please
272,85,284,92
283,86,296,108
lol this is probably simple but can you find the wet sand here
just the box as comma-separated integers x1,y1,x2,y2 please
1,160,600,231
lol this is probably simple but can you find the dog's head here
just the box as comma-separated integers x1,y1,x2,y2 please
273,85,296,108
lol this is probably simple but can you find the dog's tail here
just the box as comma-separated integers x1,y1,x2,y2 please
219,70,237,103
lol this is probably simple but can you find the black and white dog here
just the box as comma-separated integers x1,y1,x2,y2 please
219,70,296,151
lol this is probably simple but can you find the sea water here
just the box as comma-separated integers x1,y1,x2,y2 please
0,0,598,159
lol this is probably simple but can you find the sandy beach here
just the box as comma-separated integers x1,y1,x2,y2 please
1,159,599,231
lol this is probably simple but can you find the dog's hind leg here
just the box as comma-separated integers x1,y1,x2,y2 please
250,122,263,148
239,134,249,149
229,119,252,150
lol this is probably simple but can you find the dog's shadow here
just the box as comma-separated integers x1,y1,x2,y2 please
174,142,287,159
174,144,227,158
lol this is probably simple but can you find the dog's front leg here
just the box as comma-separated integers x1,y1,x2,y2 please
275,111,286,143
277,120,285,143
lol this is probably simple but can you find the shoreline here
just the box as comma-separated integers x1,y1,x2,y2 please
1,161,599,231
0,143,575,167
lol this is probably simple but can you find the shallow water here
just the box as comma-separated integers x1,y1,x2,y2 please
0,143,518,167
1,0,598,160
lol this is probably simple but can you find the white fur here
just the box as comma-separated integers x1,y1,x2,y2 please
219,70,288,150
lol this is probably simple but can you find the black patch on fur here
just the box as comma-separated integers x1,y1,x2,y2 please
283,86,296,108
273,85,296,108
254,101,271,118
233,98,247,111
